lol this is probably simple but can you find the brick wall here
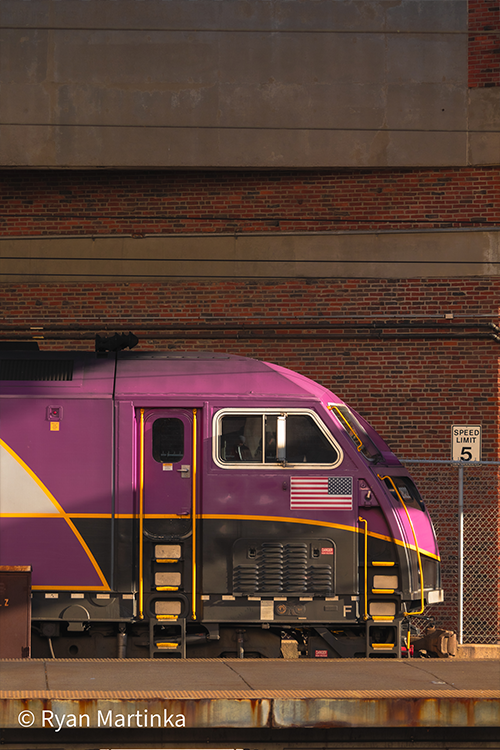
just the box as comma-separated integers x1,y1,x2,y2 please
469,0,500,88
1,167,500,236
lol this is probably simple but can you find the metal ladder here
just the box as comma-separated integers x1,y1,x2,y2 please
364,559,401,658
149,543,187,658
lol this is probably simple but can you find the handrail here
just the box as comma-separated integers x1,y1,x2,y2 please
378,474,425,615
401,458,500,465
358,516,368,620
138,408,145,620
191,409,198,621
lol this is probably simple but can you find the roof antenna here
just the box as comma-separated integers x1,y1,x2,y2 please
95,332,139,353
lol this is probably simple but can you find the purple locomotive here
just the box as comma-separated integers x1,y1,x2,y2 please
0,349,443,658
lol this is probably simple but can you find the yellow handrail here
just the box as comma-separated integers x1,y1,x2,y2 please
378,475,425,615
358,516,369,620
191,409,197,621
138,408,145,620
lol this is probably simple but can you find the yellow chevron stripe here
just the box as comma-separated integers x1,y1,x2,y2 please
0,438,110,590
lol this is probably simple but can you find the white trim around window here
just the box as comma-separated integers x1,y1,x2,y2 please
212,407,344,470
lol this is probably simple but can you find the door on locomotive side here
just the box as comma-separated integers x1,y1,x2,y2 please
140,409,194,516
137,408,196,628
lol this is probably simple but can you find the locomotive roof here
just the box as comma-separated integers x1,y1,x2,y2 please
116,351,332,400
0,350,336,403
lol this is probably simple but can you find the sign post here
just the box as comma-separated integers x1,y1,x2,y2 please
451,424,482,645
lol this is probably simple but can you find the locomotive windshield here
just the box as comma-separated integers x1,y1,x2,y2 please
216,410,340,466
329,404,381,461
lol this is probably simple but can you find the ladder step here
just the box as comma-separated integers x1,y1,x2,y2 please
366,618,401,658
149,616,186,658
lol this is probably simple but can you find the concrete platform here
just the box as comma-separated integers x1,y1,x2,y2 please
1,657,499,737
457,644,500,659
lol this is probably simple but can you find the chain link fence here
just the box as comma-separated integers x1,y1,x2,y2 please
402,460,500,645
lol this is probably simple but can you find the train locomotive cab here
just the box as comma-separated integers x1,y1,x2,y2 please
0,350,444,658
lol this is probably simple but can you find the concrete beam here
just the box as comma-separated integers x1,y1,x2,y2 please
0,0,473,168
1,230,499,281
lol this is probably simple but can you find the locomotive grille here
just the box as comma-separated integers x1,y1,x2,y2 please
0,359,74,381
232,539,333,595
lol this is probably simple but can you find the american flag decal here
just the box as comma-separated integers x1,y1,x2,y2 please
290,476,353,510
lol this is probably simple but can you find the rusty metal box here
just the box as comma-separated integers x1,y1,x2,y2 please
0,567,31,658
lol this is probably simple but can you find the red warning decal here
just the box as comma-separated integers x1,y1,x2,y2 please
315,650,328,658
321,547,334,555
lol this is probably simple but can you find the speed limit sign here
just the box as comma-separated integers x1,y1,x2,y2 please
451,425,482,461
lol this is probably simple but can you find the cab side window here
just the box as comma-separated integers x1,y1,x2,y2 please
220,415,260,462
286,415,338,464
217,412,339,466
